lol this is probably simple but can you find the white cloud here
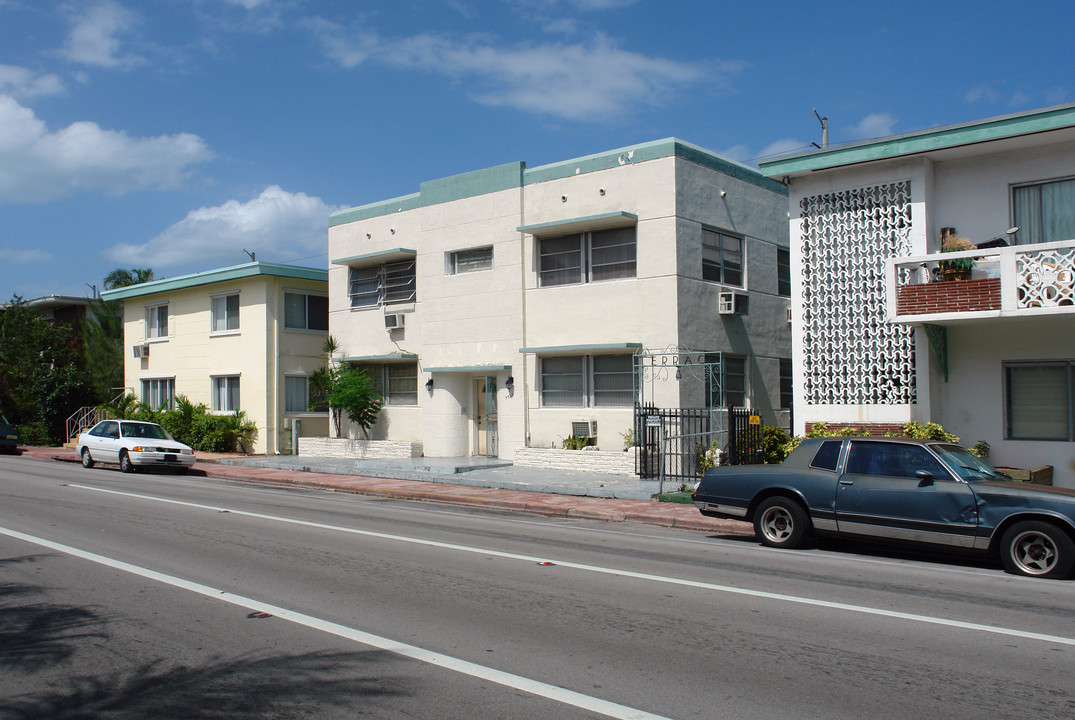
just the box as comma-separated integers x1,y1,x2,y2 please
0,247,54,264
106,186,343,269
757,138,806,160
0,65,65,98
848,112,897,140
60,0,142,68
0,95,214,203
718,144,751,163
964,83,998,104
309,23,723,120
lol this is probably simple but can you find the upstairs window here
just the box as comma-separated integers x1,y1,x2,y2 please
349,261,416,308
1012,177,1075,245
702,228,743,287
211,294,239,333
448,247,493,275
538,227,636,287
777,248,791,296
145,304,168,339
284,292,328,331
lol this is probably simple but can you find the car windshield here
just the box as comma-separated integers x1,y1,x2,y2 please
931,443,1010,482
120,422,173,441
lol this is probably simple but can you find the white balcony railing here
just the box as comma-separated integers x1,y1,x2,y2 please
885,239,1075,322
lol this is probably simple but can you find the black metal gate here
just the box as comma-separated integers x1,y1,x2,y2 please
634,406,715,481
728,406,764,465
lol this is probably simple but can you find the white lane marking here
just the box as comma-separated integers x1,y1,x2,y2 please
0,525,671,720
63,483,1075,647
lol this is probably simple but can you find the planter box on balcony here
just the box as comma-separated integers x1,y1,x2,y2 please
896,278,1000,315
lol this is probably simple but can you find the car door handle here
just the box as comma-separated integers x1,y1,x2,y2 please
839,479,854,485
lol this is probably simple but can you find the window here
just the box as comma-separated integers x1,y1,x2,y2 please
284,376,327,413
145,304,168,339
141,378,175,410
810,440,842,471
1012,177,1075,245
449,247,493,274
1005,362,1073,440
211,294,239,333
780,358,793,410
777,248,791,296
702,228,743,287
212,376,240,412
539,355,634,408
846,442,949,479
705,354,746,408
284,292,328,331
348,261,416,308
538,227,636,287
351,363,418,406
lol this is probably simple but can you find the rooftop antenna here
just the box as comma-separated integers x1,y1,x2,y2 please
243,249,256,262
811,108,829,149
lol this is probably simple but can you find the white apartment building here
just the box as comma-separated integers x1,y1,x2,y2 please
102,262,330,454
760,103,1075,487
328,139,791,461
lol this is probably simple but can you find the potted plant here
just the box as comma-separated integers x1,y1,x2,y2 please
939,235,976,281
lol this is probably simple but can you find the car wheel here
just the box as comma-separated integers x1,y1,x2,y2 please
754,496,811,549
80,448,94,469
1000,521,1075,579
119,450,135,474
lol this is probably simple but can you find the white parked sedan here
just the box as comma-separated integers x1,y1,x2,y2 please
77,419,195,474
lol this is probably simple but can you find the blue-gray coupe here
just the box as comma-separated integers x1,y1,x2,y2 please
694,436,1075,578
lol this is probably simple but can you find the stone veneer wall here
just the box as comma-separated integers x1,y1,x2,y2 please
298,436,423,459
513,447,639,476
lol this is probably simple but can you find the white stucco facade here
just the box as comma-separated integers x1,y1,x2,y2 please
328,139,791,460
102,262,330,454
761,103,1075,487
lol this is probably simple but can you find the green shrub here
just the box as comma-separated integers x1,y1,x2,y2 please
15,421,50,446
561,434,595,450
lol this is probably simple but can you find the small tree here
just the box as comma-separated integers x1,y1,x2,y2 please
309,337,382,439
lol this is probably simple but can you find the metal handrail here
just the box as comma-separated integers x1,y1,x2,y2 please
64,388,131,441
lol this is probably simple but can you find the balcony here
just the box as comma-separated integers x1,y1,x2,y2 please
885,240,1075,324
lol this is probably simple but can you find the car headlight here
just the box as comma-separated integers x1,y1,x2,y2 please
181,449,193,455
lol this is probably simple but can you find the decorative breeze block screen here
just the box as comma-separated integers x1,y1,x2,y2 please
799,181,916,405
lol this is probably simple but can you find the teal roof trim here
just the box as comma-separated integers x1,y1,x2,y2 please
99,262,327,301
329,193,422,227
425,364,513,373
330,139,784,228
341,353,418,363
519,343,642,354
759,102,1075,177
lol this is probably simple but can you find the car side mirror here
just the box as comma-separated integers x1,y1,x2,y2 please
915,470,934,486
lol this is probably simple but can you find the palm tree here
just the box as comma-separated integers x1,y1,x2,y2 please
103,268,155,290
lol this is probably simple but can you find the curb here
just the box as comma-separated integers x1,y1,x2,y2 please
20,447,754,537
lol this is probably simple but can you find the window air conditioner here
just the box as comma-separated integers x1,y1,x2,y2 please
384,313,405,329
133,344,150,358
571,420,598,438
718,291,748,316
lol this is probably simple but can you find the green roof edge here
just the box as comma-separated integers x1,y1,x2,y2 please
99,262,327,300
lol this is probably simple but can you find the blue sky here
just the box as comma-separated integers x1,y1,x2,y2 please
1,0,1072,299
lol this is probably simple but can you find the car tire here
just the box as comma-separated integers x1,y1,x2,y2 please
80,448,94,469
754,496,811,549
1000,521,1075,579
119,450,135,474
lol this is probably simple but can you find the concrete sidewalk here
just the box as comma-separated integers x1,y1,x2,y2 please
16,446,753,536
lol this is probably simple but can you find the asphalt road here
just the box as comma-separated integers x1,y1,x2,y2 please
2,455,1074,720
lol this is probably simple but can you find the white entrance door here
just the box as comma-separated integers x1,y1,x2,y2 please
474,377,498,457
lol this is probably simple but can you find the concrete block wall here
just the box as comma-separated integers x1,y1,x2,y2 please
299,436,423,459
513,446,638,476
